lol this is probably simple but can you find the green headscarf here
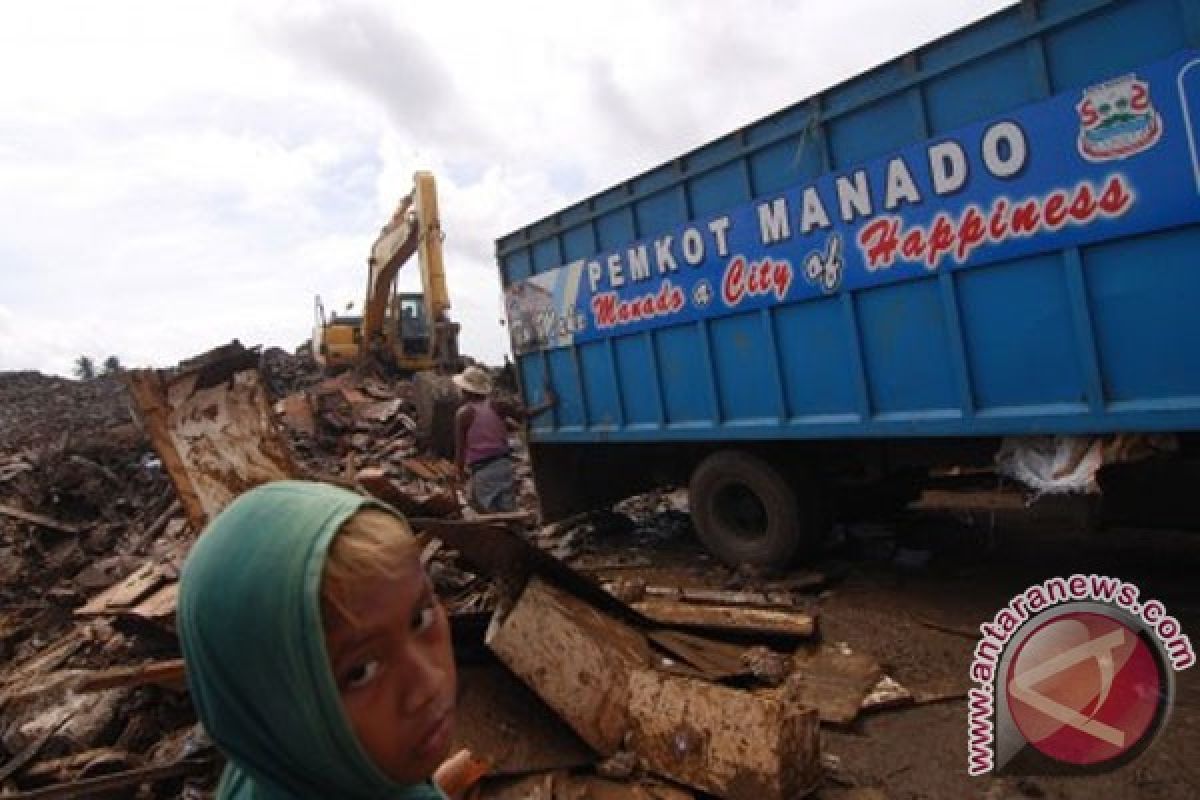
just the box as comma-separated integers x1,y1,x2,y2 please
178,480,447,800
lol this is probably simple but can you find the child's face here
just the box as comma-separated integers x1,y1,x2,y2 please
323,555,457,783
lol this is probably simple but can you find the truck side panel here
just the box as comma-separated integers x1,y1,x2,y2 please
504,0,1200,450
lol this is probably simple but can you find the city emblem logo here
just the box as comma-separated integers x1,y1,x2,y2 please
1076,74,1162,162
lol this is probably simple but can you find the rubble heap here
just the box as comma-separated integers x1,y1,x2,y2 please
2,343,922,799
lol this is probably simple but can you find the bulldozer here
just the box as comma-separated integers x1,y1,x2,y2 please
312,171,461,375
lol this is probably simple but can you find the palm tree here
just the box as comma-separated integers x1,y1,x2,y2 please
74,356,96,380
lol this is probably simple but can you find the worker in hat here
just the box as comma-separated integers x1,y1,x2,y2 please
452,365,555,513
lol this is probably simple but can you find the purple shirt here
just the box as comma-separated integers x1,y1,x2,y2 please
463,400,509,465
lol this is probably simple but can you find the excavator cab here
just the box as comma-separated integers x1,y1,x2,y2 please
396,292,430,356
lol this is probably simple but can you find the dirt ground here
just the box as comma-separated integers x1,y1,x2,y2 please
573,491,1200,800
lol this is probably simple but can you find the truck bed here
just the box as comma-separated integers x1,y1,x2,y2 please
497,0,1200,447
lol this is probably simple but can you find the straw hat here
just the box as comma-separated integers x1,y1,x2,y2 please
453,365,493,395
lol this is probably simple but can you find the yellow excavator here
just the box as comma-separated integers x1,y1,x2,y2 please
312,171,461,374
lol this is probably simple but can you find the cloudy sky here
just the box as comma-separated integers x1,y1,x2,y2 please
0,0,1012,376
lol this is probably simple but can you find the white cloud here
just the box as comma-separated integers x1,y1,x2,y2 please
0,0,1012,376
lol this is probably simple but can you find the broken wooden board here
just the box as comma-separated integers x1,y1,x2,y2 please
3,757,212,800
485,577,651,755
3,684,126,759
0,719,66,784
0,505,80,535
481,771,694,800
16,747,133,786
403,457,455,482
470,510,538,526
641,587,804,608
0,608,51,655
125,582,179,626
125,342,300,530
75,562,168,614
451,664,593,776
647,630,753,682
357,469,460,518
626,669,820,800
786,644,884,725
81,562,164,611
75,659,186,694
632,599,816,637
0,628,85,688
356,398,403,424
410,518,649,628
274,392,316,437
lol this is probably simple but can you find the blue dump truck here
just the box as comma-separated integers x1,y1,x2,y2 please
496,0,1200,567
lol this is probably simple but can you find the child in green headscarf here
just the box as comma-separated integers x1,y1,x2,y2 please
178,480,457,799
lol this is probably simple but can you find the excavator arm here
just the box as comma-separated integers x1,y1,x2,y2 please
362,189,418,345
360,171,459,372
412,171,451,324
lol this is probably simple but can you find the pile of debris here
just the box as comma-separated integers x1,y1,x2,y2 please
0,342,919,799
0,343,486,797
0,370,213,797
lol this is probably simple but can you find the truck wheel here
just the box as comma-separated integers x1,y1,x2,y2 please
689,450,813,568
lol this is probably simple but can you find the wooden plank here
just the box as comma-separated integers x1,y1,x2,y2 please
485,577,651,755
124,369,207,530
409,519,648,628
4,758,211,800
0,505,80,535
75,563,165,616
128,583,179,624
647,630,751,682
0,718,68,783
632,599,815,637
17,748,131,785
403,458,441,482
642,587,803,608
75,659,186,694
786,645,884,726
0,629,85,687
470,510,536,526
626,669,821,800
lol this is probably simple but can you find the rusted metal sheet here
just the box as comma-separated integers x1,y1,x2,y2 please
485,577,651,755
626,669,820,800
125,342,299,530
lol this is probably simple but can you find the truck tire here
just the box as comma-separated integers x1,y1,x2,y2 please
689,450,813,568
